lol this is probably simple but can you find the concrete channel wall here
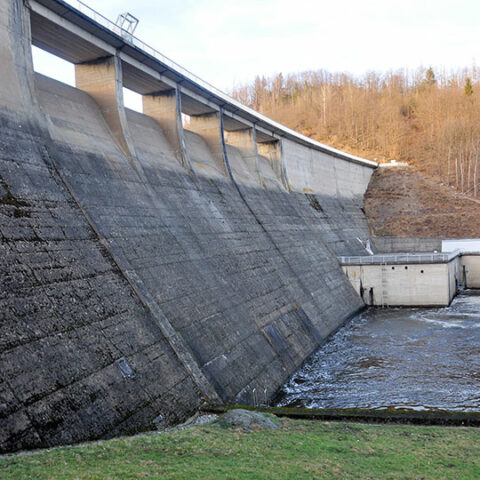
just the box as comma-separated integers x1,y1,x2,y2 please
341,253,462,307
373,237,443,254
0,0,376,453
460,255,480,288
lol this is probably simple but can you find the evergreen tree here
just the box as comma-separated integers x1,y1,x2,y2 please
425,67,436,87
465,77,474,96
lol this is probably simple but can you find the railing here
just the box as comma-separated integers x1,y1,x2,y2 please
63,1,258,109
58,0,377,167
64,1,214,88
338,250,462,265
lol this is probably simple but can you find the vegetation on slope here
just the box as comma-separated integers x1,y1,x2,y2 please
2,418,480,479
233,66,480,198
365,167,480,237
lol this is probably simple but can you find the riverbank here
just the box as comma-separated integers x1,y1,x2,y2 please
2,417,480,479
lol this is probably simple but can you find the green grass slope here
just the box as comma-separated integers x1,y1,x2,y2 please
2,418,480,479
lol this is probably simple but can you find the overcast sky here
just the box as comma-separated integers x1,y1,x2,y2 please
33,0,480,106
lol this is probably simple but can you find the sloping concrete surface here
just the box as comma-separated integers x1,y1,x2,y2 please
0,0,374,453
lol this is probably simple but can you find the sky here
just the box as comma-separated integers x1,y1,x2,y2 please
32,0,480,109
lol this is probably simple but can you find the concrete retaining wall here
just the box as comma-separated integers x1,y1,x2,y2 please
373,237,443,253
342,259,460,307
0,0,375,453
461,255,480,288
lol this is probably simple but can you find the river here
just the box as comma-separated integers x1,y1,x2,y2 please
276,292,480,411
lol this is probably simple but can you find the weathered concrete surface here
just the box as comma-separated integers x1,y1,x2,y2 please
373,237,443,253
0,0,375,453
75,56,134,159
342,255,460,306
257,141,289,190
278,137,372,255
0,1,202,453
224,128,261,187
189,112,229,177
36,72,363,402
282,137,372,198
142,89,193,174
461,255,480,288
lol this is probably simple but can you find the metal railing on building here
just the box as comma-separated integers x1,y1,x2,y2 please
338,251,461,265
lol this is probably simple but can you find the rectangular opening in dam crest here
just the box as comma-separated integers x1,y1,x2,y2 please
32,46,75,86
123,88,142,113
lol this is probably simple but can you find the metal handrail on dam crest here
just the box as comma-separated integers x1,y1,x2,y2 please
64,0,217,92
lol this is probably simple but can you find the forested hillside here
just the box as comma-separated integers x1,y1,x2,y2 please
232,66,480,197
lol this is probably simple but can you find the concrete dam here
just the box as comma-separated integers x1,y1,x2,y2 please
0,0,377,453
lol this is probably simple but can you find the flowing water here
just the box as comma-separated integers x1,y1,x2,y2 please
276,292,480,411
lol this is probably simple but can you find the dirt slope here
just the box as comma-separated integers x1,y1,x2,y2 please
365,167,480,238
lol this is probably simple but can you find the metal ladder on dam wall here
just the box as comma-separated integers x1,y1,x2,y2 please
381,262,389,307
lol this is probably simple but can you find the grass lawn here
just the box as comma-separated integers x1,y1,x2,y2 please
1,418,480,479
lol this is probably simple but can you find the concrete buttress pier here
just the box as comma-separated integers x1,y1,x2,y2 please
188,111,230,178
257,140,290,190
224,128,262,187
75,55,136,161
142,89,193,174
0,0,377,453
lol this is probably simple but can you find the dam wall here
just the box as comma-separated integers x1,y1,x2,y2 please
0,0,376,453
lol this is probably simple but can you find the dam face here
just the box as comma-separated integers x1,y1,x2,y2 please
0,0,376,452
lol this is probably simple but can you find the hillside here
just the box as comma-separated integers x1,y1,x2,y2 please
233,67,480,200
364,167,480,238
